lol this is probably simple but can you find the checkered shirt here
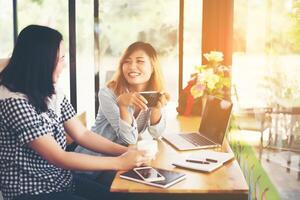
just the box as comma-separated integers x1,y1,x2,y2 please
0,86,76,200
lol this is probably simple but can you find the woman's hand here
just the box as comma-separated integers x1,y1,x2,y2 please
117,92,148,111
117,149,149,170
149,92,170,125
154,92,170,109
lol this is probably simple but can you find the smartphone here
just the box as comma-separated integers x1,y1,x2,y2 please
133,166,165,182
139,91,161,107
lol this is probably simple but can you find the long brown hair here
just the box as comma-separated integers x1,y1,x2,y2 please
107,41,165,96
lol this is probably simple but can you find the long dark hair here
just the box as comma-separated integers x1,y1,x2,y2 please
0,25,63,112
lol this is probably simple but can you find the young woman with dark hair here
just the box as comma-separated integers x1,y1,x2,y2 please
1,25,62,112
0,25,148,200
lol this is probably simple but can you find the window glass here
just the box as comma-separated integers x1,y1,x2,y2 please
98,0,179,101
183,0,202,85
76,0,95,127
233,0,300,108
0,0,13,58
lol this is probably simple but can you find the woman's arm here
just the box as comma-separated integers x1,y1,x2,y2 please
149,92,170,125
150,107,163,125
64,117,127,156
148,108,166,138
28,134,146,171
3,98,146,171
148,92,170,138
119,105,134,125
97,89,146,144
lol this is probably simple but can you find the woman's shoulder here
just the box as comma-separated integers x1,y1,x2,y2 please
0,86,32,115
47,85,66,113
99,86,116,99
0,85,27,101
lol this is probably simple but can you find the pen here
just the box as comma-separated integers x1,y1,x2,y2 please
186,159,210,164
206,158,218,163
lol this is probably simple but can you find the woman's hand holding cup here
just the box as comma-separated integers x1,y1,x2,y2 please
137,139,158,160
155,92,170,109
117,148,150,170
117,92,148,111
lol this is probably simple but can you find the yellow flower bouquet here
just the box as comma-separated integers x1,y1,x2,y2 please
190,51,230,99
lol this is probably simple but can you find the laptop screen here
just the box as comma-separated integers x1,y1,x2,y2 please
199,96,233,144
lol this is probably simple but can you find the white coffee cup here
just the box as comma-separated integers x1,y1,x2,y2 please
137,139,158,160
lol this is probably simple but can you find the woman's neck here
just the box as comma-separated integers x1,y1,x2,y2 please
128,84,147,92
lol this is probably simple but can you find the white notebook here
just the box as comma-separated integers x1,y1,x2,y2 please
172,150,234,173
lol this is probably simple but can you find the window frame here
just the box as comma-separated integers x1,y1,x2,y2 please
10,0,233,115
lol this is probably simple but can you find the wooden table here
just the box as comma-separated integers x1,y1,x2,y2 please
110,104,248,200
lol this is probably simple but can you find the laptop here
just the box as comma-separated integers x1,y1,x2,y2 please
163,96,233,150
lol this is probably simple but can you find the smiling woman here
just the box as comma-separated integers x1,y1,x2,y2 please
76,42,170,148
74,41,170,179
110,42,165,96
122,49,153,91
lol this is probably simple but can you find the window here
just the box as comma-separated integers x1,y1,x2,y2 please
0,1,13,58
233,0,300,108
98,0,179,101
76,0,95,126
1,0,204,125
183,0,202,85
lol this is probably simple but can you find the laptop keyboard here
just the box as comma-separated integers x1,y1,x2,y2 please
179,133,215,147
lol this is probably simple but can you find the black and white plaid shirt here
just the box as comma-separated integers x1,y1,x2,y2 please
0,86,76,200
